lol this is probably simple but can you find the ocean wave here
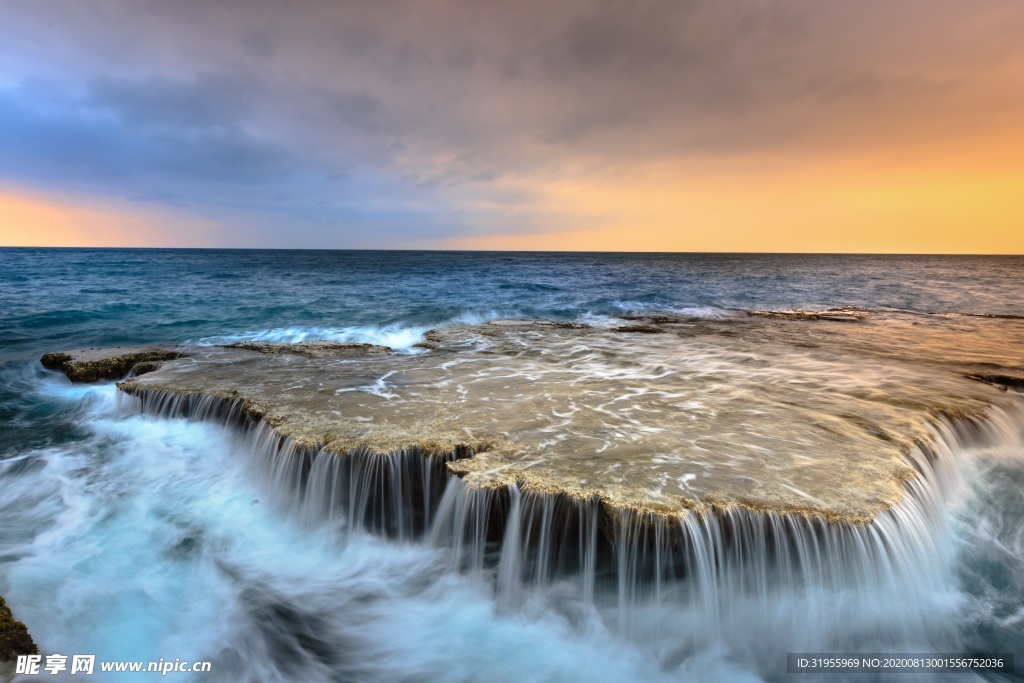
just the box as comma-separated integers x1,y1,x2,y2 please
608,302,738,319
187,310,523,351
186,304,738,351
666,306,737,319
193,325,433,350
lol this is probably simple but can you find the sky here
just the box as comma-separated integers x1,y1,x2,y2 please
1,0,1023,252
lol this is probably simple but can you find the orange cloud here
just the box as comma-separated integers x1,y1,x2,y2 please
0,188,222,247
429,156,1024,254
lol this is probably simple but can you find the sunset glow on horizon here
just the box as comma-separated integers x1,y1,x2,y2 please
2,0,1023,253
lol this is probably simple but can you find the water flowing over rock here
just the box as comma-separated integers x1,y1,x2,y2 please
39,312,1024,609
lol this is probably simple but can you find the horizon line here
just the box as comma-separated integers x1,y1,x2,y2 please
1,245,1022,257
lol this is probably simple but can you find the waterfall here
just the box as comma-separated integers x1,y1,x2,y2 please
114,384,1024,646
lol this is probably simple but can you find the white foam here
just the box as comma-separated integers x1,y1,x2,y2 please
609,302,738,319
187,310,523,351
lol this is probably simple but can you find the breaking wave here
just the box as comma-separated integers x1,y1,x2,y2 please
187,310,523,351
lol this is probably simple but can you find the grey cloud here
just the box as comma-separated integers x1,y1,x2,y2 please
548,0,699,76
329,91,393,135
241,31,275,59
0,76,468,244
1,0,1023,242
86,75,260,129
0,81,289,194
141,126,289,181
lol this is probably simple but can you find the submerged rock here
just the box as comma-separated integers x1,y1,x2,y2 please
225,341,392,357
618,314,690,324
486,320,587,328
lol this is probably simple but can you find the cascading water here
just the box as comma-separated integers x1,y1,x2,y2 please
80,382,1023,680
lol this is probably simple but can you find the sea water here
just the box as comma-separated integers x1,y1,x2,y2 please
1,249,1022,681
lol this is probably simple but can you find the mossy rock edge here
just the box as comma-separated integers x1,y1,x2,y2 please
0,595,38,662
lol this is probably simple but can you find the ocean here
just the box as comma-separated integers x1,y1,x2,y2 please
1,248,1022,681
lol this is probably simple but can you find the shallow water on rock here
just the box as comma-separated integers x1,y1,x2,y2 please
114,312,1023,521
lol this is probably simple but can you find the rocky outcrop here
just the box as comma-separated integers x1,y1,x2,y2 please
611,325,666,334
41,316,1015,525
0,596,37,662
40,346,189,382
36,314,1024,606
746,307,869,322
965,374,1024,391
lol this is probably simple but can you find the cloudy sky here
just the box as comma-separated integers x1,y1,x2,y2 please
2,0,1023,251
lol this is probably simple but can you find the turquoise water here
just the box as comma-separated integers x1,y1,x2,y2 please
1,248,1023,681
